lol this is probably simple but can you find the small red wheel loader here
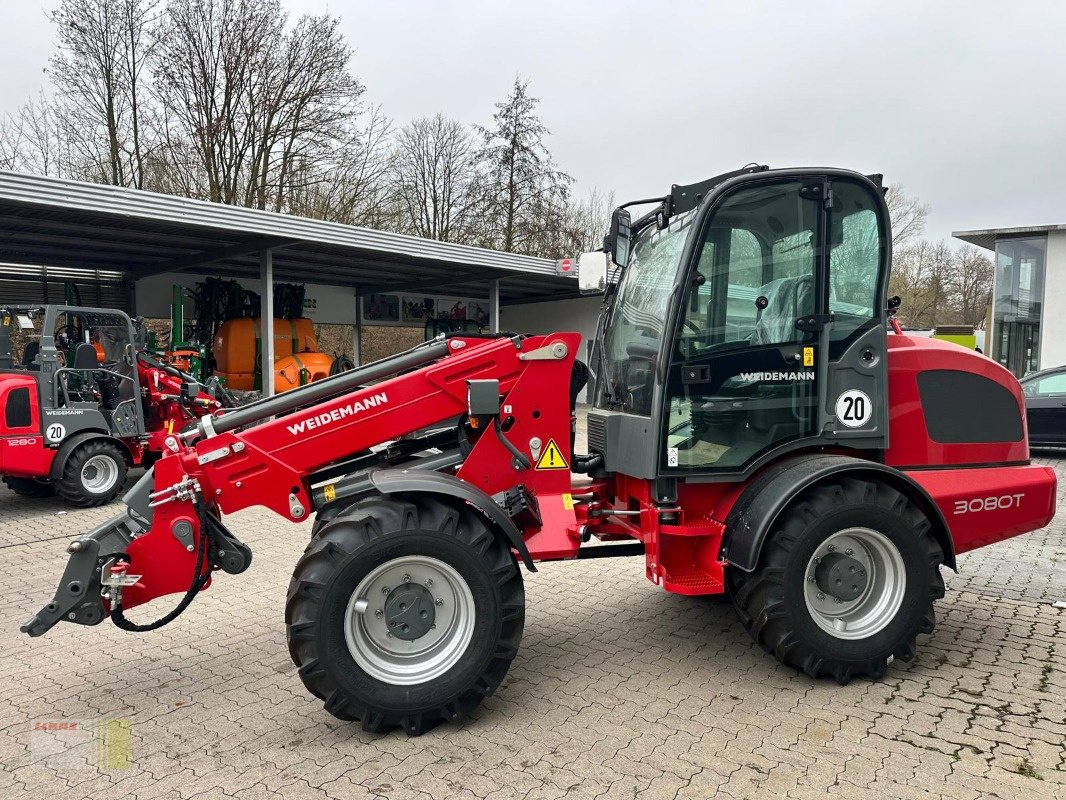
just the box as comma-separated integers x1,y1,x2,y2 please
23,167,1056,735
0,305,221,506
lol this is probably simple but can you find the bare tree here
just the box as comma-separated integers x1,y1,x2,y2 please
890,240,992,328
0,93,82,178
285,105,394,227
947,244,994,326
884,183,930,250
391,114,480,242
154,0,365,209
48,0,160,187
476,77,573,255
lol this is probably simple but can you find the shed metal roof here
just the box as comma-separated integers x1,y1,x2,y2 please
952,223,1066,252
0,171,576,305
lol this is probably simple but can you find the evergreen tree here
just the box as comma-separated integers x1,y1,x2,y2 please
475,77,573,256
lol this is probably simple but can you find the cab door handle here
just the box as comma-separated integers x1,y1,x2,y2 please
682,364,710,384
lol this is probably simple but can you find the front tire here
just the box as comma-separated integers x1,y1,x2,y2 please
55,440,128,507
727,478,945,684
286,494,525,735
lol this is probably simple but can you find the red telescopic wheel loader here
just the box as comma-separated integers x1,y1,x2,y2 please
23,167,1056,735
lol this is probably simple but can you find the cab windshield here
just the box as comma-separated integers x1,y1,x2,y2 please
601,209,696,413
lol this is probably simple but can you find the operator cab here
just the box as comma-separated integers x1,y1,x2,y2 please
585,166,891,479
0,305,144,437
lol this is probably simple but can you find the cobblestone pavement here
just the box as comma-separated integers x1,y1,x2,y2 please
1,431,1062,799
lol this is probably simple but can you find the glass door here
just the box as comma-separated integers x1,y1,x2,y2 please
662,178,823,471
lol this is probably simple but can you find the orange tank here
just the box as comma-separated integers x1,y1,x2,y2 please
213,318,328,392
273,352,335,392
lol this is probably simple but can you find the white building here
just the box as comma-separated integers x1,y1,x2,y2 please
953,224,1066,377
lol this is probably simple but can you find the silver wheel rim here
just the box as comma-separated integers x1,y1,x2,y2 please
344,555,475,686
803,527,906,640
81,454,119,494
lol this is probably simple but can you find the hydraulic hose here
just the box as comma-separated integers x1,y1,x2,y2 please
572,453,604,473
110,507,213,632
492,416,532,470
330,354,354,375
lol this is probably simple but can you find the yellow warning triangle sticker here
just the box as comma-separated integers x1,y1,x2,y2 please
535,438,569,470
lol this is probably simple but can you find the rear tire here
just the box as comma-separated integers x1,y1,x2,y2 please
55,440,128,507
286,494,525,735
727,478,944,684
2,476,55,498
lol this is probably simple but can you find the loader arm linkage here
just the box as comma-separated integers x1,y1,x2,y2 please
22,333,583,637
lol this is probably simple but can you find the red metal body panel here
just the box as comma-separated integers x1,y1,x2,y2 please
0,373,54,477
905,464,1056,554
883,335,1029,468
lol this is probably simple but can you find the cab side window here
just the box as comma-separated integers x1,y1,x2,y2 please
829,182,885,341
5,387,31,428
678,182,819,354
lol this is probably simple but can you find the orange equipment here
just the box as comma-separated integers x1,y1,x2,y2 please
212,317,333,393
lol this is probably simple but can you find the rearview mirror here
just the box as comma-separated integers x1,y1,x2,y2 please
578,251,609,295
604,207,632,269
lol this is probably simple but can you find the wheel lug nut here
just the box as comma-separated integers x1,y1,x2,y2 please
375,609,383,618
425,579,433,588
435,598,443,607
381,587,389,595
807,576,816,583
403,574,411,583
845,548,853,556
817,592,825,600
827,545,836,552
430,624,436,630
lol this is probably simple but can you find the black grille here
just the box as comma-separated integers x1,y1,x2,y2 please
587,411,607,453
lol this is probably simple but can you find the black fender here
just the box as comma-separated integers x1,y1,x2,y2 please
362,468,537,572
48,430,132,480
722,454,956,573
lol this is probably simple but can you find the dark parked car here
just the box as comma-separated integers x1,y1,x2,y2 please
1020,366,1066,446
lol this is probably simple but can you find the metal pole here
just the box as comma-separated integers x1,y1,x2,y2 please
260,250,274,397
489,279,500,333
352,289,362,367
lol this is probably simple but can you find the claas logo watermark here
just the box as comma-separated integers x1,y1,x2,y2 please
30,718,132,770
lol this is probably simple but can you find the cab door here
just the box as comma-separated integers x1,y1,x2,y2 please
660,174,889,476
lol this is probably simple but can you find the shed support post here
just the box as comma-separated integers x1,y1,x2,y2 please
260,249,274,397
352,289,362,367
489,279,500,334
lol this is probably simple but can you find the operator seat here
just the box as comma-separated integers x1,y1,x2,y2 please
72,342,99,371
62,343,100,403
21,341,40,370
752,275,814,346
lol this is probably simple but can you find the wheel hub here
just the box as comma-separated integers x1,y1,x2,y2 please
814,552,868,601
81,454,118,493
384,583,436,641
343,555,476,685
802,528,906,640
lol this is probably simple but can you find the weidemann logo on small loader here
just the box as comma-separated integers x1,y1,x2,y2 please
286,392,388,436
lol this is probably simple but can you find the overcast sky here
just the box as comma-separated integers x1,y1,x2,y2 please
2,1,1064,244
